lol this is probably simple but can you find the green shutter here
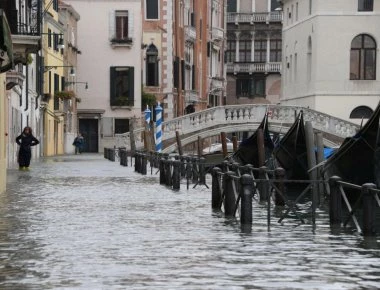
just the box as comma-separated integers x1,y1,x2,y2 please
129,67,134,106
110,67,116,106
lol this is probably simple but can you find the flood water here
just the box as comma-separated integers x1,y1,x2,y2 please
1,154,380,289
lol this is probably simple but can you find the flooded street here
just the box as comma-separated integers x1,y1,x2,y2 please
1,154,380,289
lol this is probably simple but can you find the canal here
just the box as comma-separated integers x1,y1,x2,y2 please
1,154,380,289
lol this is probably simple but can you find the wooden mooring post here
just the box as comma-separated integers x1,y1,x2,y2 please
240,174,253,225
329,176,342,228
221,132,228,158
362,183,377,236
176,131,184,156
224,171,237,216
211,167,222,209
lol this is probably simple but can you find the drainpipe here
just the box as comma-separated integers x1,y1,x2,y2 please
25,62,29,112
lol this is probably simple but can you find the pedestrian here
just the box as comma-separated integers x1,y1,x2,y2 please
15,126,40,170
73,133,84,154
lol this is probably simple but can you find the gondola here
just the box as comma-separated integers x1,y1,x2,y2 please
231,113,274,168
322,102,380,188
273,111,309,181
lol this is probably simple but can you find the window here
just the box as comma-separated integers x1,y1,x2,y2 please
236,78,265,98
48,29,52,48
53,0,58,12
270,37,282,62
110,67,135,106
116,11,129,40
227,0,237,12
307,36,312,82
254,37,267,62
358,0,373,11
146,0,159,19
309,0,312,15
271,0,281,11
226,35,236,63
350,34,376,80
350,106,373,119
53,33,58,51
146,44,159,86
114,119,130,134
239,34,251,62
54,73,60,110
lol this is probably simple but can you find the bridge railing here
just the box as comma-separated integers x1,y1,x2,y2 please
115,105,359,151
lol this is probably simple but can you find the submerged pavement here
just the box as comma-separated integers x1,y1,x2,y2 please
0,154,380,289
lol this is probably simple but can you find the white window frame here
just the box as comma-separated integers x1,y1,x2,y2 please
145,0,160,21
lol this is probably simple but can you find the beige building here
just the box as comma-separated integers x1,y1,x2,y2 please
281,0,380,122
226,0,282,105
0,8,15,194
59,1,81,154
65,0,142,152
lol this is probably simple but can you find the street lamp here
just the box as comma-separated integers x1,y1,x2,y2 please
65,81,88,90
43,66,75,76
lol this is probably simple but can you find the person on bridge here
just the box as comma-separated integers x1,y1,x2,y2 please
16,127,40,170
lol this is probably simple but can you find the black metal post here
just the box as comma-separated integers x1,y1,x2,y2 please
141,153,147,175
172,160,181,190
159,158,166,185
211,167,222,209
259,166,269,202
274,167,286,206
224,171,236,216
240,174,253,225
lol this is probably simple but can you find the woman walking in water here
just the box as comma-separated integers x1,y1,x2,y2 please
16,127,40,170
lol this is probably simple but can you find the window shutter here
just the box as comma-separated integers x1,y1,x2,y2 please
128,11,134,40
181,60,185,90
129,67,135,106
110,67,115,105
192,65,195,90
109,10,116,40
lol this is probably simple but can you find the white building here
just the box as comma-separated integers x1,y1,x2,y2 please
64,0,142,152
281,0,380,122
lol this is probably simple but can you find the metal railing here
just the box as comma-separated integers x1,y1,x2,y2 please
227,12,283,24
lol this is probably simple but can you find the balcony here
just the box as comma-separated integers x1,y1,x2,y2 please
227,12,283,24
5,70,25,90
211,27,224,42
4,9,41,64
184,25,196,43
210,77,224,90
227,62,282,74
185,90,198,104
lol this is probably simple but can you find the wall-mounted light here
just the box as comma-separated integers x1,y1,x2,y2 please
65,81,88,90
43,66,75,77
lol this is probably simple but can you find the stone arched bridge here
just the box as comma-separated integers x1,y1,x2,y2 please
115,104,359,153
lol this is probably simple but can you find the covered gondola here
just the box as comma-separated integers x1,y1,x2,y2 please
322,102,380,188
273,111,309,181
231,113,274,168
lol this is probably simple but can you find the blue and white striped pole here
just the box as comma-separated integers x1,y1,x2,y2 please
155,102,163,152
144,105,151,128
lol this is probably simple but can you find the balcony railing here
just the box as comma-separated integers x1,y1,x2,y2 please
210,77,224,89
184,25,196,42
211,27,224,42
227,12,283,24
227,62,282,74
185,90,198,103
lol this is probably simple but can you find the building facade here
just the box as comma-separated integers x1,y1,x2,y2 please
65,0,142,152
281,0,380,122
0,0,42,166
59,1,81,154
142,0,226,120
226,0,282,105
0,8,17,193
42,0,65,156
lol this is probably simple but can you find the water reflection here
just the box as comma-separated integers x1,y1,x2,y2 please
0,154,379,289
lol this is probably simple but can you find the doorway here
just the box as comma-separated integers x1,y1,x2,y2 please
79,119,99,152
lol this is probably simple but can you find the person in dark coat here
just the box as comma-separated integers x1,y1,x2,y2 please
73,133,84,154
16,127,40,170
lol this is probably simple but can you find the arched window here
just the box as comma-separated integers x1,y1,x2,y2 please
350,106,374,119
350,34,376,80
146,44,159,86
239,33,251,62
226,33,236,63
